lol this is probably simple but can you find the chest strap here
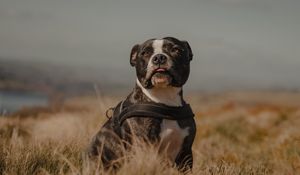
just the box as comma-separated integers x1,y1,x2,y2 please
111,100,195,127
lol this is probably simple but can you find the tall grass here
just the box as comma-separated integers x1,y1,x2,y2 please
1,92,300,174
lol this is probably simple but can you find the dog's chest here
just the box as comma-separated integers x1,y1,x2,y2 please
159,119,189,161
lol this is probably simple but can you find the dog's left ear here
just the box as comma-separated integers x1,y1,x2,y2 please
130,44,140,67
182,41,193,61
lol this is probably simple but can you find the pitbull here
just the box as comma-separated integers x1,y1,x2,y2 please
88,37,196,172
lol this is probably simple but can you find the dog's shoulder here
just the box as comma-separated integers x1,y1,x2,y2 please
122,116,162,142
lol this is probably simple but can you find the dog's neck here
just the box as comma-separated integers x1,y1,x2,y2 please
135,79,183,107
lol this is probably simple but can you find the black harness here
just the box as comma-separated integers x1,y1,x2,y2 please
107,100,195,133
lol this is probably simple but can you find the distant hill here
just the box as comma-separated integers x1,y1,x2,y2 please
0,58,130,96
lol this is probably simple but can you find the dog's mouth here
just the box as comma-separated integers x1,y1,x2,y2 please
150,68,173,87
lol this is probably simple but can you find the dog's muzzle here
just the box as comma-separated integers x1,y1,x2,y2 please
146,54,173,88
152,54,167,65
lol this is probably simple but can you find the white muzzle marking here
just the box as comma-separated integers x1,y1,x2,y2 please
146,39,172,80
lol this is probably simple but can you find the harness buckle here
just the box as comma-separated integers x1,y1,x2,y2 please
105,107,115,119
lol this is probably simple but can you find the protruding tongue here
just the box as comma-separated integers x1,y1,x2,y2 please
156,68,166,72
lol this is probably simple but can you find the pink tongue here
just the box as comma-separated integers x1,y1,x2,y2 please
156,68,166,72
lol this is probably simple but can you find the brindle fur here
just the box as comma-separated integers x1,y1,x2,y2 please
88,85,196,171
87,37,196,172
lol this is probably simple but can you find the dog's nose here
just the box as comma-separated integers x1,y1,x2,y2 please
152,54,167,65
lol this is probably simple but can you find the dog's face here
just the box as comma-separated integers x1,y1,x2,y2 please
130,37,193,89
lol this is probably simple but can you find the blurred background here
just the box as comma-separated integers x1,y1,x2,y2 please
1,0,300,114
1,2,300,174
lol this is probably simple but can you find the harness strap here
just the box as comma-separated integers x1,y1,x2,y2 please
118,103,194,125
111,101,194,128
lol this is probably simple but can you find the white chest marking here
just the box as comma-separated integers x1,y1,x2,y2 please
136,79,182,106
160,120,190,162
136,79,189,161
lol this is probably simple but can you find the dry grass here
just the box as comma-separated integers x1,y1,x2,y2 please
1,92,300,175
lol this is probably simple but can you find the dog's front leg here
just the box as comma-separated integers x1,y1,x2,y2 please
175,147,193,172
87,121,125,171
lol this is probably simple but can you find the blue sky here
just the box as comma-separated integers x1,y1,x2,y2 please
0,0,299,90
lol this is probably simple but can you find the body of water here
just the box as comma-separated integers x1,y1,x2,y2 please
0,91,48,115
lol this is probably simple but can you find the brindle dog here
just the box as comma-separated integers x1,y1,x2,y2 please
88,37,196,172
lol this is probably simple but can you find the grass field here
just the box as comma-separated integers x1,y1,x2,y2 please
1,91,300,175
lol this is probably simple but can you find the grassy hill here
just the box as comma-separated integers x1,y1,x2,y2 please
0,92,299,174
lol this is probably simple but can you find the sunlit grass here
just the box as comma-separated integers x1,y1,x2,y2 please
1,93,300,174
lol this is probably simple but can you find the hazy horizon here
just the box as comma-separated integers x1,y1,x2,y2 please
1,0,300,91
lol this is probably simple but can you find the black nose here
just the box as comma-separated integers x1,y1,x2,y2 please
152,54,167,65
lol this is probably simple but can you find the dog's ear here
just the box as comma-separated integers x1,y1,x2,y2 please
182,41,193,61
130,44,140,67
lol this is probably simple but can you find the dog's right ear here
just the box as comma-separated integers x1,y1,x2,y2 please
182,40,193,61
130,44,140,67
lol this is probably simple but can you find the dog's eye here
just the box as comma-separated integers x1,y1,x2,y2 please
141,50,151,56
171,47,183,54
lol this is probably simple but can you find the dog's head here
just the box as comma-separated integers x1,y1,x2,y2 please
130,37,193,89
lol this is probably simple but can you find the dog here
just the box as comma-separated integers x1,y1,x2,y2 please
87,37,196,172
